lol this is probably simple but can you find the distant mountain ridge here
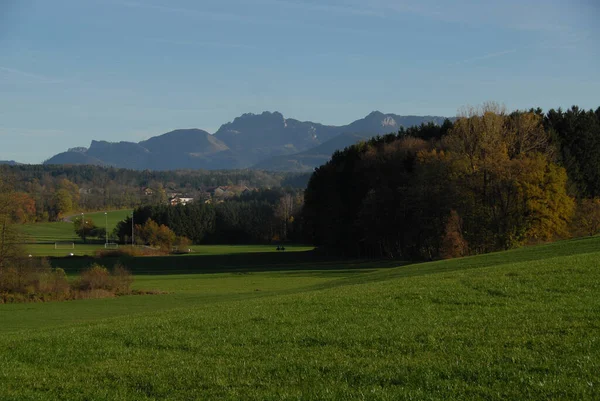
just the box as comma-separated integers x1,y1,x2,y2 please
44,111,451,171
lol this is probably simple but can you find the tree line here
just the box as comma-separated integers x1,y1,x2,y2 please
303,104,600,260
0,164,309,222
113,188,304,247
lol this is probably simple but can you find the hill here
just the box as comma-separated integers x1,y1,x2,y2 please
45,129,238,170
43,111,450,170
0,160,22,166
0,237,598,399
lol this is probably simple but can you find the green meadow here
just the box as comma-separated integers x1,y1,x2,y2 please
0,238,599,400
20,209,133,245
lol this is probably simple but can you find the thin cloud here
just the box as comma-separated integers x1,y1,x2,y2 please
118,0,374,34
259,0,387,18
151,38,258,50
119,1,272,25
0,66,62,84
0,127,66,138
535,31,592,51
451,49,517,66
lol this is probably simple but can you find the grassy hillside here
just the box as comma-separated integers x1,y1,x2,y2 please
0,238,598,400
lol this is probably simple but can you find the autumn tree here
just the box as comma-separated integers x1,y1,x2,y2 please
440,210,468,259
74,218,101,242
444,106,573,251
0,176,24,269
52,189,73,219
135,219,176,250
10,192,36,224
58,179,80,209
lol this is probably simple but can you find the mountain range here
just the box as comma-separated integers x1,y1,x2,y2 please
43,111,450,172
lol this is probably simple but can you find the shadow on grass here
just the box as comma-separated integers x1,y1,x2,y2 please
49,236,600,280
49,250,402,275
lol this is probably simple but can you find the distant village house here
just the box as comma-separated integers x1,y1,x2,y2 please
169,196,194,206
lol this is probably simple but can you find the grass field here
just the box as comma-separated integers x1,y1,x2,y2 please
19,209,314,258
0,238,599,400
20,209,132,244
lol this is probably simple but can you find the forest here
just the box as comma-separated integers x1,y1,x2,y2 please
303,104,600,259
113,188,304,247
0,164,309,222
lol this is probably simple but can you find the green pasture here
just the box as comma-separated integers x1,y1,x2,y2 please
19,209,132,244
24,243,105,257
19,221,78,243
0,238,599,400
81,209,132,228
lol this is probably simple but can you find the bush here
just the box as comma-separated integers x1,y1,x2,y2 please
38,267,70,297
112,263,133,294
1,258,139,303
75,263,133,294
0,257,69,294
0,258,71,303
75,264,112,291
175,236,192,248
94,246,167,258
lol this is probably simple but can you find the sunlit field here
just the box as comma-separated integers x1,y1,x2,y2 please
20,209,132,244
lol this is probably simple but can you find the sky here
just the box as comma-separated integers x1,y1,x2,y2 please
1,0,599,164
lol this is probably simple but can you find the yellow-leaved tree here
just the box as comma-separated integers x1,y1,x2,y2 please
443,104,574,252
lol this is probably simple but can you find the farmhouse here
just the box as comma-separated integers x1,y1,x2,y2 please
170,196,194,206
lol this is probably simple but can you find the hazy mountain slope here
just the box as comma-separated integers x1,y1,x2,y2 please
214,111,342,165
138,129,237,170
85,140,151,170
44,151,107,166
253,133,368,172
253,113,451,171
43,111,451,170
140,129,228,155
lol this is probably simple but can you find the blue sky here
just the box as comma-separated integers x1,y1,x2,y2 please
1,0,599,163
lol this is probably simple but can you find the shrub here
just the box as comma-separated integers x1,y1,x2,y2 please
76,264,112,291
0,257,65,293
94,246,167,258
1,259,140,303
112,263,133,294
0,258,71,302
75,263,133,294
38,267,70,297
175,236,192,248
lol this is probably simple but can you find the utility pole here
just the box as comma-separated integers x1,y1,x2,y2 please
81,212,85,243
131,211,134,246
105,212,108,245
